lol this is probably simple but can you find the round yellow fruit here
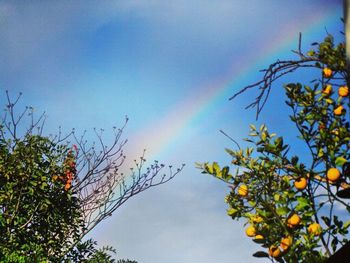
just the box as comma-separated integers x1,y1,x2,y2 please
322,84,332,95
287,214,301,228
280,236,293,251
64,182,71,191
255,234,264,240
338,86,349,97
334,105,345,116
294,177,307,190
327,168,341,182
268,245,281,258
308,222,322,236
245,225,256,237
252,215,264,223
323,67,332,78
238,184,248,197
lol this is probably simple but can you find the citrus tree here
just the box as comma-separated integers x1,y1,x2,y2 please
199,33,350,262
0,92,184,262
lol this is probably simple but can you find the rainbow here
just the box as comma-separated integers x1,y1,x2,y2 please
127,6,342,162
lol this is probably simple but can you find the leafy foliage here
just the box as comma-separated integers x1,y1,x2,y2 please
65,239,118,262
0,134,82,261
199,34,350,262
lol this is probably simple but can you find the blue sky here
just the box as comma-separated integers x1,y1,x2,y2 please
0,1,344,262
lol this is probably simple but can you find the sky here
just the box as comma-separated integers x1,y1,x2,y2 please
0,1,345,262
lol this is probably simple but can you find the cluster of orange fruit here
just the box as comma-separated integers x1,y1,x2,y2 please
268,235,292,258
237,167,341,195
238,166,342,258
63,153,76,191
245,224,293,258
293,167,341,191
322,67,348,116
52,145,78,191
286,214,322,236
244,213,322,259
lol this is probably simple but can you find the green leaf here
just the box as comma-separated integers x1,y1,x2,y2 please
252,238,265,244
221,166,230,180
296,197,310,211
331,237,339,252
344,220,350,229
249,124,256,131
212,162,220,175
304,210,315,217
204,163,213,174
335,157,347,167
276,206,290,216
274,194,280,202
334,216,343,228
259,124,266,132
318,148,324,158
252,251,269,258
227,208,238,216
321,216,331,227
249,200,257,207
325,98,333,104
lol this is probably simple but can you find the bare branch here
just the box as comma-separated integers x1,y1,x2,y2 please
229,34,320,119
1,92,184,257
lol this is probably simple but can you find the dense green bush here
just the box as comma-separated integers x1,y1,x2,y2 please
0,134,82,261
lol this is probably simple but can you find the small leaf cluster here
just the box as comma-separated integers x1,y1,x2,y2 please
65,239,116,262
310,35,346,72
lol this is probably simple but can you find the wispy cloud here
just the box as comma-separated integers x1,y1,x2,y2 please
91,168,262,263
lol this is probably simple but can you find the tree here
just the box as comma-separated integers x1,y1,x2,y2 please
0,92,184,262
199,32,350,262
0,133,83,261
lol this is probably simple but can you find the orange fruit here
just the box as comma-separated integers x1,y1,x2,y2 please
238,184,248,197
255,234,264,240
323,68,332,78
252,215,264,223
327,168,341,182
268,245,281,258
287,214,301,228
280,236,293,251
334,105,345,116
338,86,349,97
64,183,71,191
322,84,332,95
245,225,256,237
308,222,322,236
294,177,307,190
